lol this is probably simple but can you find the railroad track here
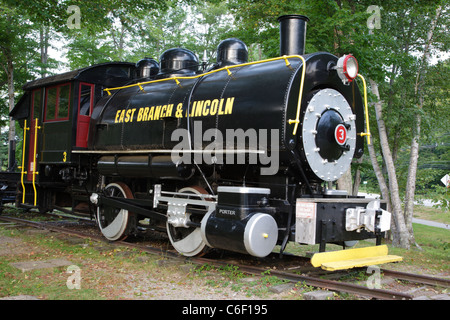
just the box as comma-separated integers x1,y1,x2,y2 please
1,214,449,300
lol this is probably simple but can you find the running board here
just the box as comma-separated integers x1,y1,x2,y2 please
311,245,403,271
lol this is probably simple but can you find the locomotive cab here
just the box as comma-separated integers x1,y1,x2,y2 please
10,62,136,207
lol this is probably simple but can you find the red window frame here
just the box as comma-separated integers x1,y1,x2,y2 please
44,83,71,122
78,82,94,117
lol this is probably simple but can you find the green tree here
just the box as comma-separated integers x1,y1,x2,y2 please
0,3,41,169
224,0,449,248
1,0,174,169
364,2,448,248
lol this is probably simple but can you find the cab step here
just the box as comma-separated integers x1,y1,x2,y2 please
311,245,403,271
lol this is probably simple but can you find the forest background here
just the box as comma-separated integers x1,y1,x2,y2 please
0,0,449,249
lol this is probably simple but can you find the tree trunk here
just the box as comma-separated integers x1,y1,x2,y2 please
8,66,16,169
337,168,352,195
40,25,49,77
6,55,15,171
369,78,410,248
404,5,442,244
352,157,363,196
404,115,420,241
367,138,391,210
367,130,395,240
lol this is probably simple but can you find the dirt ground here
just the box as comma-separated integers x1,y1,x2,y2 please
0,224,448,302
0,227,294,300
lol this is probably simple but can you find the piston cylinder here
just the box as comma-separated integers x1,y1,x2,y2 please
201,187,278,257
202,212,278,257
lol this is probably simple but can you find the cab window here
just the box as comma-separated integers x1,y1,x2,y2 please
31,89,42,120
44,83,71,122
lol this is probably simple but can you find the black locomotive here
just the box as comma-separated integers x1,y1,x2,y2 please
6,15,400,270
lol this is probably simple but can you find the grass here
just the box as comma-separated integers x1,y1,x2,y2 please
191,265,289,298
388,223,449,273
0,203,448,299
391,204,449,274
413,204,450,225
0,226,162,299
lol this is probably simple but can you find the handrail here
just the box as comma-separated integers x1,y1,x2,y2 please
19,119,29,204
32,118,41,206
104,55,304,95
287,55,306,135
356,74,371,145
103,55,307,136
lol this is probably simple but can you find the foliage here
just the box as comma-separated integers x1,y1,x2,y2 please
0,3,41,117
0,0,449,215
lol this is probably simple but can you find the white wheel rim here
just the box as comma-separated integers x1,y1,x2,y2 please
97,183,130,241
166,187,207,256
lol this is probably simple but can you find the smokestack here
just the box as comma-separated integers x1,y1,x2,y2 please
278,15,309,56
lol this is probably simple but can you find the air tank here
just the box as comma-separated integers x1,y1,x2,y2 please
216,38,248,67
159,48,199,78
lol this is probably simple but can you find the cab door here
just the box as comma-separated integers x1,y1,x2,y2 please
76,83,94,148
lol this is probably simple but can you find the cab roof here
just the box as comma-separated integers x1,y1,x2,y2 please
22,62,136,90
10,62,136,120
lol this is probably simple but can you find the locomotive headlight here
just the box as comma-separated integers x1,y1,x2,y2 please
335,54,359,85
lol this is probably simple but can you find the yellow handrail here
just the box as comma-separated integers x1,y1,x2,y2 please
20,119,28,204
287,56,306,135
104,55,305,95
103,55,307,136
32,118,41,206
357,74,371,145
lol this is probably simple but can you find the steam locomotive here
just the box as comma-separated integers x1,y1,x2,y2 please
7,15,400,270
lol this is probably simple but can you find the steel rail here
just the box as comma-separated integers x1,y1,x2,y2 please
2,215,446,300
192,257,412,300
0,215,180,258
381,269,450,288
269,268,412,300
